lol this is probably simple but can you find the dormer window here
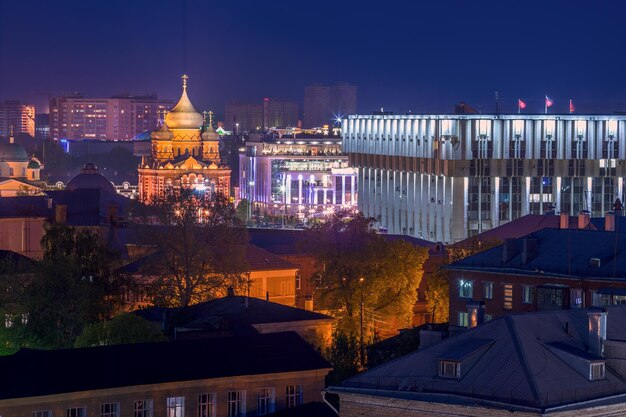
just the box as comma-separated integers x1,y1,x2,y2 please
439,360,460,379
590,362,605,380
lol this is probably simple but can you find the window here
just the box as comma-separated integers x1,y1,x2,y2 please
227,390,246,417
504,284,513,310
522,285,533,304
484,282,493,299
285,385,302,408
458,312,468,327
198,393,216,417
295,271,301,290
134,400,153,417
67,408,86,417
257,387,275,415
101,403,119,417
458,280,473,299
439,360,460,378
9,167,14,176
33,411,52,417
166,397,185,417
590,363,606,380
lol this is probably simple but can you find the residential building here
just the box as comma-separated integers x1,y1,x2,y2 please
134,295,333,345
0,332,332,417
138,75,231,202
35,113,49,141
303,84,357,128
49,94,171,141
239,134,356,220
225,99,298,132
329,306,626,416
343,113,626,243
0,100,36,138
446,212,626,327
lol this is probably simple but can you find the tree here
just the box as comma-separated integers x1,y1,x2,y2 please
24,224,124,348
236,198,250,223
133,189,249,307
302,211,428,367
74,313,166,347
325,331,360,384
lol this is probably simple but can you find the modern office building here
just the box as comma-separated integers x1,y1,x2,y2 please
239,134,356,220
303,84,357,128
343,114,626,243
0,100,36,137
49,94,172,141
225,99,298,132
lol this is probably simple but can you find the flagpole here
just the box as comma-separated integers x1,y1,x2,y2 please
518,100,520,114
545,96,547,115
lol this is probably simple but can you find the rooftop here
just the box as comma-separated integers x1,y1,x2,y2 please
0,332,331,401
334,306,626,412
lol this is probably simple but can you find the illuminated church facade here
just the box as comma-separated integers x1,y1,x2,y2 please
138,75,230,202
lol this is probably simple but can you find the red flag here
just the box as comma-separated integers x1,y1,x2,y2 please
545,96,554,107
569,99,575,113
518,99,527,109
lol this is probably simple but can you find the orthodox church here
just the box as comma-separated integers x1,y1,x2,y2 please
0,129,43,196
138,75,230,202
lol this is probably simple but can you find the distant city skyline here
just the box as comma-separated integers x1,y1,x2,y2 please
2,1,626,115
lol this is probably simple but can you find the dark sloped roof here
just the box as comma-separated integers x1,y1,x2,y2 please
337,306,626,411
0,250,36,273
0,196,51,218
266,402,336,417
135,295,332,335
245,244,297,270
0,332,331,401
447,228,626,280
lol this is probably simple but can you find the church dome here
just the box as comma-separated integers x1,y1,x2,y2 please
66,163,116,195
202,125,219,141
164,75,204,129
0,143,29,162
27,158,41,169
151,122,173,141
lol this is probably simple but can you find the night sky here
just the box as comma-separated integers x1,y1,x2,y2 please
2,0,626,114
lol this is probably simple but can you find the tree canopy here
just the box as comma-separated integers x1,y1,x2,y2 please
133,189,249,307
74,313,166,348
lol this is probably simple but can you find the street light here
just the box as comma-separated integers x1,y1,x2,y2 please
359,276,365,369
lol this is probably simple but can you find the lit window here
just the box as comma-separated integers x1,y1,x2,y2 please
458,280,473,299
198,393,216,417
458,312,468,327
67,408,86,417
227,390,246,417
522,285,534,304
257,387,275,415
101,403,119,417
32,411,52,417
166,397,184,417
295,271,301,290
285,385,302,408
504,284,513,310
484,282,493,299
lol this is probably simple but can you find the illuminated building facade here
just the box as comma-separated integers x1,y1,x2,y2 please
0,100,35,137
239,135,356,219
49,95,172,140
138,76,230,202
343,114,626,242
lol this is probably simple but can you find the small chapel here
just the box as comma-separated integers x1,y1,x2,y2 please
138,75,231,202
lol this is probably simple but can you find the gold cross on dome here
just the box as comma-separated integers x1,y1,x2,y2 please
182,74,189,89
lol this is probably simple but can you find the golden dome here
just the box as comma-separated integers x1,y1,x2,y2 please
202,124,219,141
151,121,173,140
165,75,204,129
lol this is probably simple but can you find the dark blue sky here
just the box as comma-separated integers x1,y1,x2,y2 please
1,0,626,114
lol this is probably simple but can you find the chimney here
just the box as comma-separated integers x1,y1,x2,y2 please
521,238,538,264
55,204,67,224
107,203,118,225
467,301,485,328
588,309,607,357
227,286,235,297
304,295,314,311
559,212,569,229
502,238,519,263
605,212,616,232
46,196,53,210
578,210,591,229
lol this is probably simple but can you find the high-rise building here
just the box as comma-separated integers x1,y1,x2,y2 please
49,95,172,141
303,84,357,128
344,113,626,243
225,99,298,132
35,113,50,141
0,100,36,137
